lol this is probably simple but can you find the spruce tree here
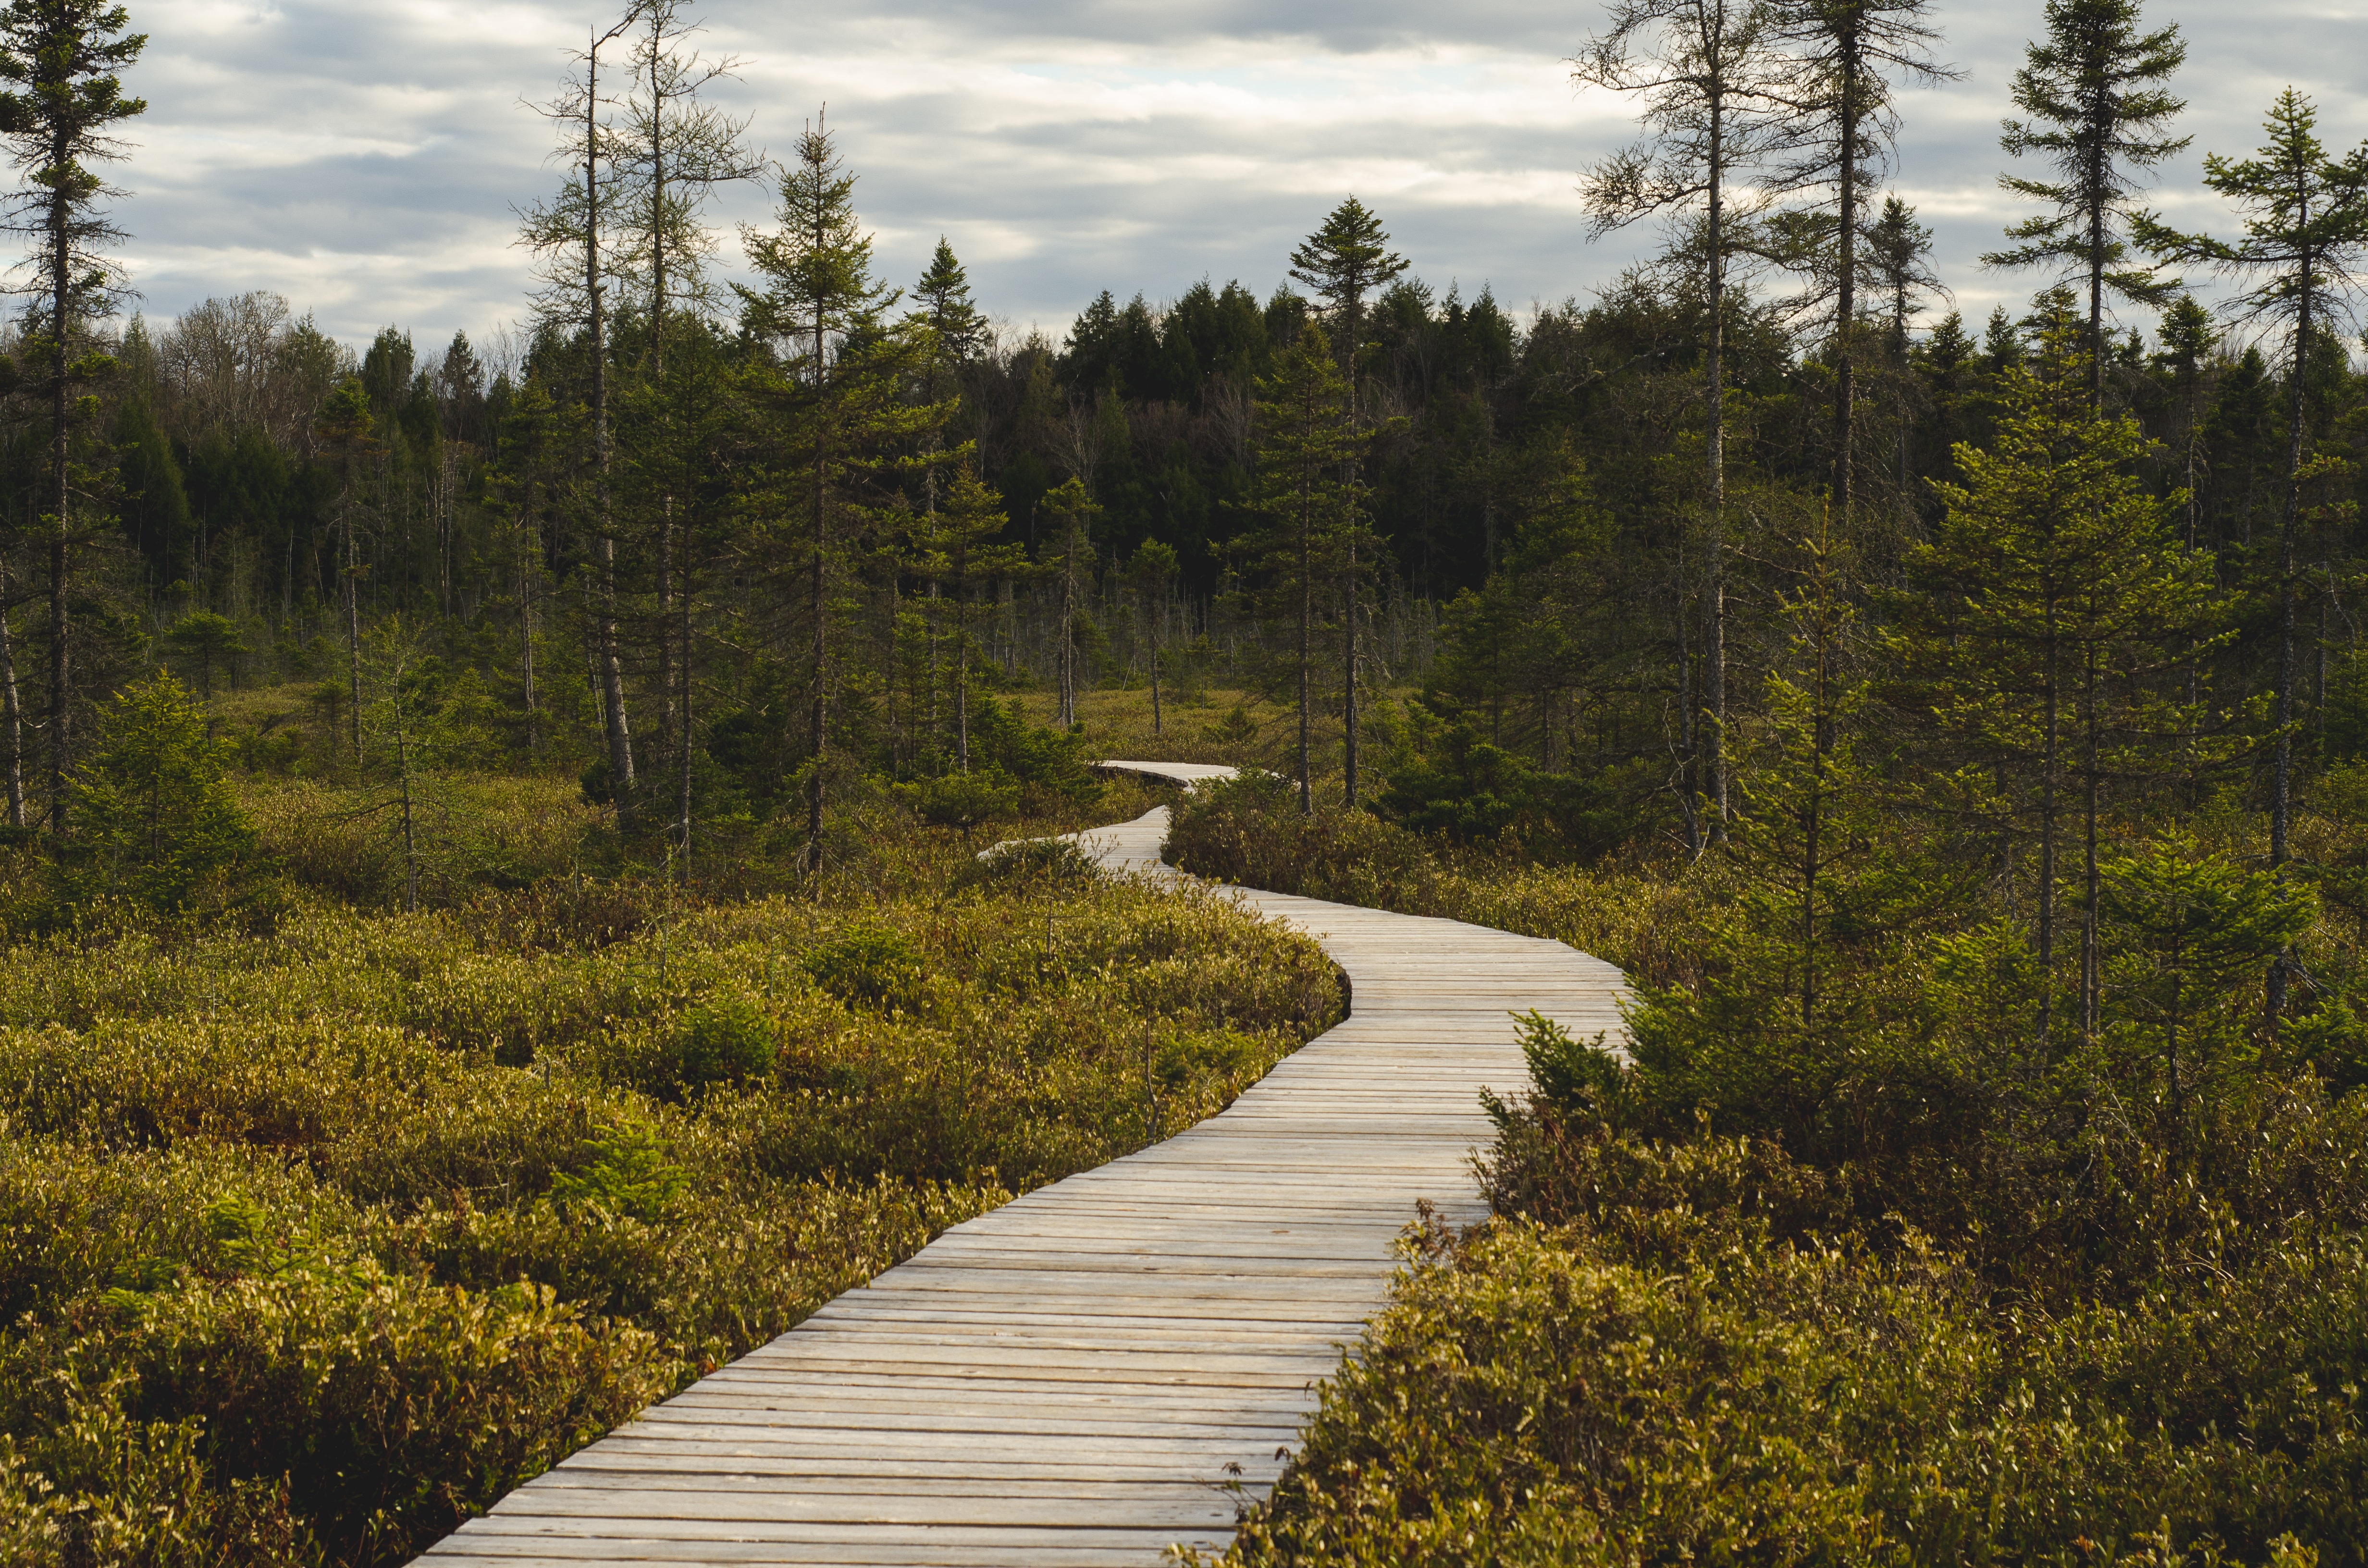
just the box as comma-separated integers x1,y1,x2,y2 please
1286,198,1408,376
1246,323,1365,814
2138,89,2368,1014
1763,0,1957,529
1890,319,2229,1039
1982,0,2188,412
1042,478,1095,732
739,112,938,872
0,0,146,829
519,5,643,829
1576,0,1786,837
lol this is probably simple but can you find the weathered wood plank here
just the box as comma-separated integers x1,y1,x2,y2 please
414,776,1626,1568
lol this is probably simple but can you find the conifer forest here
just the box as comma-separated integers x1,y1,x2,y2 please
12,0,2368,1559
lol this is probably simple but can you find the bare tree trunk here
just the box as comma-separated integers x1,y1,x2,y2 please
0,553,21,829
1705,87,1729,843
47,172,69,831
588,26,637,830
2268,264,2311,1020
1343,529,1359,809
1297,495,1312,816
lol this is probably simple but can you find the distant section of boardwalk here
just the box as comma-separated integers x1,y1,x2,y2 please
419,762,1628,1568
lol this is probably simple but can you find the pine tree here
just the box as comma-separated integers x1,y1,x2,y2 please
0,0,146,829
1246,323,1365,814
1042,478,1095,731
1128,539,1178,736
1286,198,1408,377
1763,0,1958,529
909,238,986,756
739,112,939,872
915,464,1025,773
519,4,643,829
314,378,375,765
1576,0,1787,838
1982,0,2188,412
1889,318,2230,1039
1861,195,1946,519
2138,89,2368,1015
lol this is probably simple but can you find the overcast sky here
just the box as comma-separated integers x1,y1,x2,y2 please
111,0,2368,362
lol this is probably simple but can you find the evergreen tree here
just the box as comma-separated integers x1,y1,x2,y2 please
1246,323,1365,813
1576,0,1787,837
1983,0,2188,411
2139,89,2368,1014
739,112,941,870
1286,198,1408,377
57,671,259,919
1043,477,1095,731
1763,0,1958,528
519,4,644,829
1890,321,2230,1038
915,464,1025,772
0,0,147,829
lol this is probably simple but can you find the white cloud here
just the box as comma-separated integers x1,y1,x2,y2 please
91,0,2368,355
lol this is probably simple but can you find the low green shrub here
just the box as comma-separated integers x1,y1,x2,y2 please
0,795,1343,1565
1211,1132,2365,1567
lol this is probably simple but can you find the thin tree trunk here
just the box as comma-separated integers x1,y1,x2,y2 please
588,27,637,830
2039,593,2059,1042
2269,262,2309,1019
47,162,69,831
1297,489,1312,815
1343,528,1359,809
0,554,22,829
1833,47,1860,528
1706,84,1729,842
2083,642,2101,1040
806,275,828,876
520,508,540,754
344,504,362,763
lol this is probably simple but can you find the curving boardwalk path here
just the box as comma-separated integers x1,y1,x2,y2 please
420,762,1627,1567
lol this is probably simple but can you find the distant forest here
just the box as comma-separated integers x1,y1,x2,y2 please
0,0,2361,885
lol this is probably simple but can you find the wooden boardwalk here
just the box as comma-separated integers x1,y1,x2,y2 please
419,763,1627,1567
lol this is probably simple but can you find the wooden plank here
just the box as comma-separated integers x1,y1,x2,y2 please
410,784,1626,1568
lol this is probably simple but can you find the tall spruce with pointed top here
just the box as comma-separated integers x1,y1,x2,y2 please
1287,201,1403,807
0,0,145,830
1246,323,1365,815
1861,194,1946,510
2138,89,2368,1016
911,237,985,753
1982,0,2188,413
740,114,939,872
1762,0,1957,530
1576,0,1787,841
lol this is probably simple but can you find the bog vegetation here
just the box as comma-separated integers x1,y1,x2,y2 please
0,0,2362,1559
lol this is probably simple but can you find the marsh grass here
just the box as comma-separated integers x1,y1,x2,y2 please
0,771,1340,1566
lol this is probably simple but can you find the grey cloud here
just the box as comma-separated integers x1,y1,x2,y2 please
96,0,2368,355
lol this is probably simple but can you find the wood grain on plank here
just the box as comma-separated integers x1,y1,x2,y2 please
418,764,1626,1568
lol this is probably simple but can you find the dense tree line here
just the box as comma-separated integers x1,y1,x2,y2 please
1,0,2366,977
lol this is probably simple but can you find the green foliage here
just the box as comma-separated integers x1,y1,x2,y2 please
0,813,1342,1562
1503,1010,1626,1122
898,768,1019,844
959,835,1100,890
799,919,923,1008
547,1124,689,1221
668,996,778,1091
52,674,270,923
1213,1115,2368,1567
